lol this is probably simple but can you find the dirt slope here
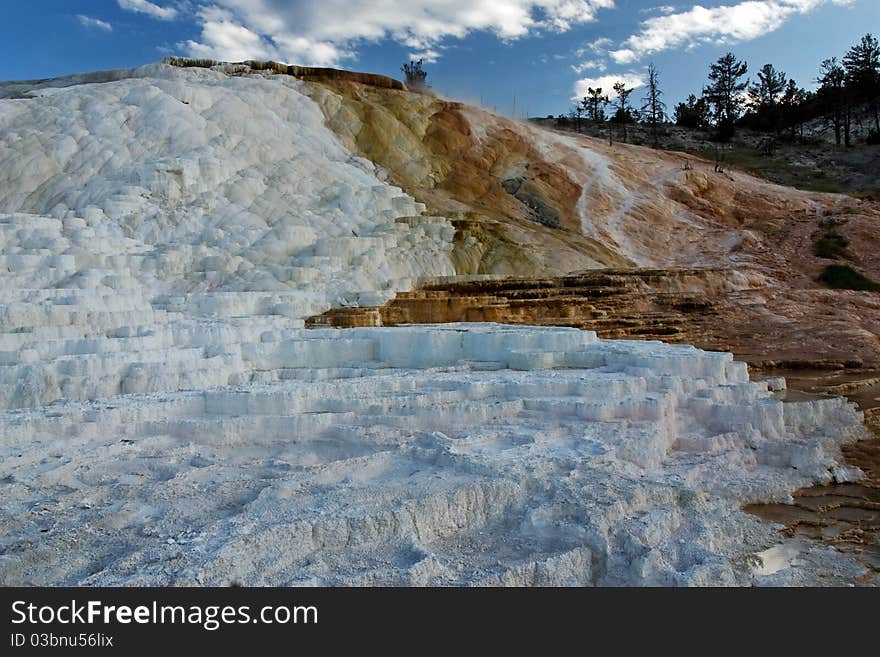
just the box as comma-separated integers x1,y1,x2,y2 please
300,75,880,366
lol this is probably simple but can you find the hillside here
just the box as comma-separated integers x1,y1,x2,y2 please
536,115,880,198
0,60,877,586
294,68,880,368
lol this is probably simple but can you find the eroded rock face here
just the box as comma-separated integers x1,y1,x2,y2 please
304,80,630,275
501,177,561,228
306,267,880,369
307,268,755,338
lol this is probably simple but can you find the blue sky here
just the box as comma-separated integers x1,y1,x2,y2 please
1,1,876,117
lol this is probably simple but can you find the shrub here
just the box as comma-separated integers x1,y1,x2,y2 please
813,231,850,259
818,264,880,291
401,60,428,89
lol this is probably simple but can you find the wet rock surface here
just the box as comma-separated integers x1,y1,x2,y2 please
745,370,880,582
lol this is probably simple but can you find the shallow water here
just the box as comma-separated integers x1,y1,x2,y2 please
746,367,880,582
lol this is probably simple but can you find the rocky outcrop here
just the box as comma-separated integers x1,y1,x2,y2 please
163,57,406,90
307,266,880,369
307,268,744,338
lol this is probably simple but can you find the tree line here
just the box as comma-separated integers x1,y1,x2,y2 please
559,33,879,147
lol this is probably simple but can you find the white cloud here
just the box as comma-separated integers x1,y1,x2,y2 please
573,72,645,100
571,59,607,74
77,15,113,31
609,0,853,64
575,36,613,58
183,1,617,67
117,0,179,21
572,37,614,73
409,49,442,64
639,4,677,14
184,9,277,61
182,6,349,65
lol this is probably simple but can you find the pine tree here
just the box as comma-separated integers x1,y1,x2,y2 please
612,80,635,143
819,57,848,146
641,63,667,148
749,64,787,108
582,87,608,123
780,79,808,141
703,52,748,141
748,63,787,132
843,33,880,132
573,103,585,132
674,94,710,129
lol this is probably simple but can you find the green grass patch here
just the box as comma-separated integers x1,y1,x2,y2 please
691,145,848,194
852,189,880,201
819,264,880,291
813,231,850,259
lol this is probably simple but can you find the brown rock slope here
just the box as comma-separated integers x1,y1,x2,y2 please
297,74,880,368
307,267,749,340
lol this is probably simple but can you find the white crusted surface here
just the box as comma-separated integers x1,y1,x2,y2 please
0,323,868,586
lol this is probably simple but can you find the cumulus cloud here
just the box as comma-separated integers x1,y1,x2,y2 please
77,15,113,31
610,0,853,64
117,0,179,21
182,0,617,66
182,6,349,65
573,72,645,100
184,8,278,61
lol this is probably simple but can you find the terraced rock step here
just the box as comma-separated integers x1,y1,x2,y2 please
305,268,753,342
306,268,880,370
0,324,868,586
